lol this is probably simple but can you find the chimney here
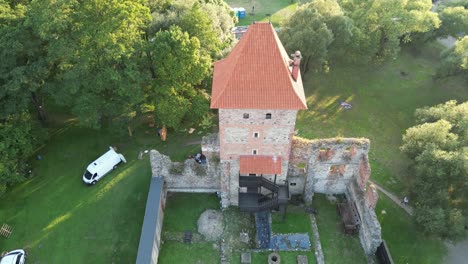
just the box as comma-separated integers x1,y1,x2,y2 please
290,50,302,81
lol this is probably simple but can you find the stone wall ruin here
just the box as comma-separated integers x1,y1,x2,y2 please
150,133,382,255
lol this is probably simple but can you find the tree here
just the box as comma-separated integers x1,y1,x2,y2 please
26,0,151,128
0,0,49,120
0,1,48,195
0,112,45,196
145,26,210,130
280,0,440,70
345,0,440,62
401,100,468,238
147,0,235,58
436,36,468,79
279,2,334,73
436,0,468,38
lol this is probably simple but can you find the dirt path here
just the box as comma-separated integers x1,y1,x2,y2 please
368,180,413,216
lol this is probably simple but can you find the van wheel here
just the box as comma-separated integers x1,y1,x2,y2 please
92,181,96,185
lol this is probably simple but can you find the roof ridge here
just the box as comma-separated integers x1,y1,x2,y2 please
211,22,308,110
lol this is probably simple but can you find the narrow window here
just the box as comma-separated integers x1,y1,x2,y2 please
253,132,259,138
252,149,258,155
266,113,272,119
290,182,297,186
243,113,249,119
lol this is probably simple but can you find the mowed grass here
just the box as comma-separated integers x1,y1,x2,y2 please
250,251,316,264
0,124,202,263
297,44,468,194
225,0,297,27
163,193,219,232
376,192,446,264
159,193,220,264
158,241,219,264
312,194,367,263
271,210,312,234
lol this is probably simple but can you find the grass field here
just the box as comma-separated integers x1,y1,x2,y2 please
0,124,202,263
225,0,297,27
163,193,220,232
297,43,468,194
159,193,220,264
313,194,368,263
376,192,447,264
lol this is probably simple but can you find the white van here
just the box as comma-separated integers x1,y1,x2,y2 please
0,249,26,264
82,147,127,185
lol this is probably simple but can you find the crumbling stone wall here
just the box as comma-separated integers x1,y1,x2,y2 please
150,150,221,193
287,136,381,255
288,137,370,200
347,179,382,255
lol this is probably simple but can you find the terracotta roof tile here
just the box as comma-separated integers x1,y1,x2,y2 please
239,155,282,175
211,23,307,110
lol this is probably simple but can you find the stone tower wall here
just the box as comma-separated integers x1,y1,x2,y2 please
218,109,297,161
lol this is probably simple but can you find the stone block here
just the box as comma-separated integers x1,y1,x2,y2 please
240,232,249,244
241,252,251,264
297,255,308,264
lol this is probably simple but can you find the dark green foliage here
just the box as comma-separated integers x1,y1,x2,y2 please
26,0,151,128
281,0,440,70
145,26,210,129
0,112,43,195
401,100,468,238
436,36,468,79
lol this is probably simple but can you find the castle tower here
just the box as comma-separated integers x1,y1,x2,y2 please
210,23,307,207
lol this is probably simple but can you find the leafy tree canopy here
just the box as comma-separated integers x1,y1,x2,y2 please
401,100,468,238
148,0,235,58
26,0,151,128
281,0,440,70
145,26,210,129
437,36,468,79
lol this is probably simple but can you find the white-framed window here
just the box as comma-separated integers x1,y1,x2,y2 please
266,113,272,119
253,132,259,138
243,113,249,119
252,149,258,155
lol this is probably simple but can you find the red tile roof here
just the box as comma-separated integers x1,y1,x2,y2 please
211,23,307,110
240,155,282,175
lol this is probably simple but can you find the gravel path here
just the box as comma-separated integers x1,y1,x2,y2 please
368,180,413,216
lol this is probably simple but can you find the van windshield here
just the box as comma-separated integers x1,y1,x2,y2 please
84,170,93,180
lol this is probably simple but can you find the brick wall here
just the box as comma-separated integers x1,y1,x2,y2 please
218,109,297,161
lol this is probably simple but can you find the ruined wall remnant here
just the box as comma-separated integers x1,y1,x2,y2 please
287,136,381,255
347,180,382,255
288,137,370,200
150,150,221,193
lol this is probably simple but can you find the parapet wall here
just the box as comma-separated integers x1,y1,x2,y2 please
150,150,221,193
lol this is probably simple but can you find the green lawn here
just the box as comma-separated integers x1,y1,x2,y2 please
376,192,446,264
298,44,468,194
0,123,202,263
159,193,220,264
271,209,312,234
312,194,368,263
163,193,219,232
158,241,220,264
225,0,297,27
250,251,315,264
